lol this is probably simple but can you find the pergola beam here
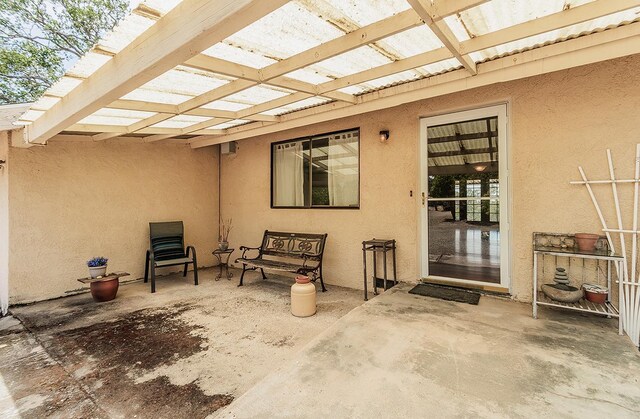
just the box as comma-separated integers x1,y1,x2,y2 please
407,0,477,75
196,0,640,142
24,0,290,145
191,22,640,148
184,54,356,103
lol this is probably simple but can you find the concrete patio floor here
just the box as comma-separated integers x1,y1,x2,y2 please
0,268,363,418
2,272,640,418
220,284,640,418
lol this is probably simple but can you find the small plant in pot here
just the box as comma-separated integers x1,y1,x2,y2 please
219,218,232,251
87,256,108,279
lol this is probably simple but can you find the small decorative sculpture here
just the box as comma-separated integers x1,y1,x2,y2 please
541,267,584,303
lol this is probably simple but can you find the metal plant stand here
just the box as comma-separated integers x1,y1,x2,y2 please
362,239,397,301
212,248,234,281
532,232,624,335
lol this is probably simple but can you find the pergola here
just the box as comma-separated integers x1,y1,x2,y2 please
12,0,640,148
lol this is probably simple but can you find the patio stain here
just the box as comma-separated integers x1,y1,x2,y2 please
0,320,106,418
40,305,234,418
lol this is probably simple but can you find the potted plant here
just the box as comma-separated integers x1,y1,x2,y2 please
87,256,108,279
219,218,232,250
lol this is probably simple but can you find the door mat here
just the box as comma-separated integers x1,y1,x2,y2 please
408,283,481,305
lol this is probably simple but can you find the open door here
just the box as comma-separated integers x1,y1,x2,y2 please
420,105,510,290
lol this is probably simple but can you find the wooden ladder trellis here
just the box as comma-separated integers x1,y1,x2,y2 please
571,145,640,348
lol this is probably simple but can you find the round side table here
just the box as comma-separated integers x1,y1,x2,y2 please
212,248,234,281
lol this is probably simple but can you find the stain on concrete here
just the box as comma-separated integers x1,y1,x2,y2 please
39,306,233,418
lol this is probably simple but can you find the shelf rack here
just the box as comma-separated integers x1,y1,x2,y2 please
532,232,624,335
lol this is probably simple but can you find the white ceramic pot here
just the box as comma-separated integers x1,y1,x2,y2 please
219,241,229,251
89,265,107,279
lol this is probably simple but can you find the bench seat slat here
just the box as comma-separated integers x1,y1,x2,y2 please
237,258,318,272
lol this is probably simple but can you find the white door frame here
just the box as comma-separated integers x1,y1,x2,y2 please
419,104,511,289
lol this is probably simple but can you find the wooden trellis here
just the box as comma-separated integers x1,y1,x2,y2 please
571,145,640,347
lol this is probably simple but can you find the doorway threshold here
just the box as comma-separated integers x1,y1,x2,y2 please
421,277,510,296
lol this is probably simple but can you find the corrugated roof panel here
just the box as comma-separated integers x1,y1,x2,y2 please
78,115,142,126
261,96,332,115
473,7,640,61
224,1,345,61
376,26,444,59
97,13,157,54
91,108,157,120
133,67,232,98
313,45,393,78
223,85,293,106
284,68,335,85
209,119,250,129
416,58,461,77
338,69,420,95
201,101,251,112
151,114,210,129
121,88,192,105
302,0,411,27
202,42,277,69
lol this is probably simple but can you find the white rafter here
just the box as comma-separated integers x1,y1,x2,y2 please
13,0,640,147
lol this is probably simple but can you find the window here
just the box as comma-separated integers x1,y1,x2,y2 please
271,129,359,208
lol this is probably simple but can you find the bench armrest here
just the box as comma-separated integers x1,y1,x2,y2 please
239,246,261,260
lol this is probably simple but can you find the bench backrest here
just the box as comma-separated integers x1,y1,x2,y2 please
149,221,186,261
260,231,327,261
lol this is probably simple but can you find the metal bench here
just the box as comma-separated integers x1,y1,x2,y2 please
144,221,198,293
236,230,328,292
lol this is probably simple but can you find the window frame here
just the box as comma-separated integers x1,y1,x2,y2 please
270,127,361,210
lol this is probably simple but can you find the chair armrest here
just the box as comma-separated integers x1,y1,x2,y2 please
239,246,261,259
185,245,197,259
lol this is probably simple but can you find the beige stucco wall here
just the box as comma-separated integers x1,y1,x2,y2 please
0,132,9,310
8,140,219,303
221,54,640,301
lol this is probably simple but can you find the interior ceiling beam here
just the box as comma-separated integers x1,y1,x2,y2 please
23,0,291,146
428,147,496,158
190,21,640,148
407,0,477,75
428,130,498,144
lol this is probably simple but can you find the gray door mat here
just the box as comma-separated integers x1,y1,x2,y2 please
408,283,481,305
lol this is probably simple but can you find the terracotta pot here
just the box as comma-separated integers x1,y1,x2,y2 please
575,233,599,252
90,277,119,302
584,288,607,304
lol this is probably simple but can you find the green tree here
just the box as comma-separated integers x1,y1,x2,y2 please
0,0,128,104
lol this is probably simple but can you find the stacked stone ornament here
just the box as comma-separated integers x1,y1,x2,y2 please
553,267,570,289
541,267,584,303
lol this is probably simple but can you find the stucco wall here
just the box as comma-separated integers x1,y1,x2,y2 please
220,54,640,301
0,132,9,312
8,140,219,303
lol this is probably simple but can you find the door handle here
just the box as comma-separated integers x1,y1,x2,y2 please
421,192,426,206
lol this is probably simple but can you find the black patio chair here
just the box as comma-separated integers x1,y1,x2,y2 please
144,221,198,293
